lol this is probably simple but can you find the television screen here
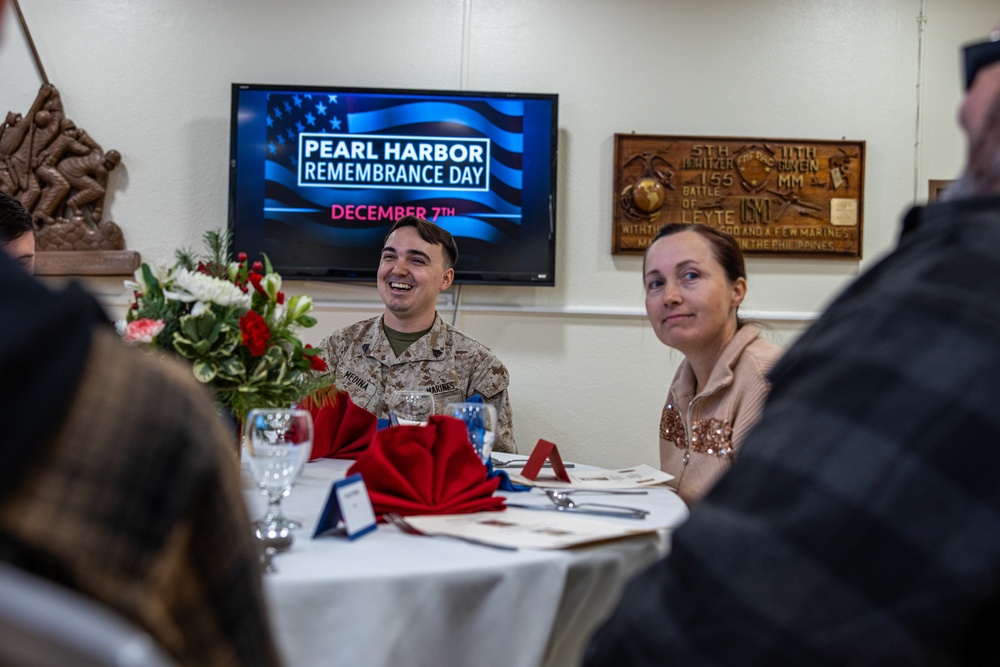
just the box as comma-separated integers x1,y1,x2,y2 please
228,84,558,285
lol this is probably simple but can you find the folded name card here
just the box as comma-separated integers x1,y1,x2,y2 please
313,473,377,540
519,439,572,483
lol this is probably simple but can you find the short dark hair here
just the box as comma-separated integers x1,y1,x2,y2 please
643,222,746,284
386,216,459,269
0,191,33,244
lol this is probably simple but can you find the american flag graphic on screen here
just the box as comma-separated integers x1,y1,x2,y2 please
262,91,526,248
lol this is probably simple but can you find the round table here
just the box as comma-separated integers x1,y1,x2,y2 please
242,455,688,667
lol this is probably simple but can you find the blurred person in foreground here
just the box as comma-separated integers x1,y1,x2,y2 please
318,215,516,452
0,250,280,666
585,25,1000,665
0,190,35,273
644,223,782,504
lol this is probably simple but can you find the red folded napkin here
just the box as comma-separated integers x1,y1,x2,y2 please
347,415,505,518
300,387,377,460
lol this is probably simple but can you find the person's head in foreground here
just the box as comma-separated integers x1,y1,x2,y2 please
0,190,35,274
378,216,458,332
953,23,1000,197
584,23,1000,666
643,222,781,504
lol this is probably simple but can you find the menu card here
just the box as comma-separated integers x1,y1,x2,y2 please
403,507,658,550
509,464,673,490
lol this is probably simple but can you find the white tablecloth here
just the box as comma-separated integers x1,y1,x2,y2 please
242,456,688,667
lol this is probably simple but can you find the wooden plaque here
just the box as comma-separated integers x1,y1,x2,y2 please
612,134,865,258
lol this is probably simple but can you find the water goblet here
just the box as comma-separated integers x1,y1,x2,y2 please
389,390,435,426
443,402,497,464
244,408,314,542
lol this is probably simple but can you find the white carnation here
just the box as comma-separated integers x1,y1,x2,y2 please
164,268,251,311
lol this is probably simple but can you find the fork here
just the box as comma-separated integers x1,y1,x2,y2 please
383,512,518,551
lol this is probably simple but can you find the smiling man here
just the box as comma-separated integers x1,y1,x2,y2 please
318,215,516,452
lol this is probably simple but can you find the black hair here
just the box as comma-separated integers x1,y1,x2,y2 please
0,191,33,244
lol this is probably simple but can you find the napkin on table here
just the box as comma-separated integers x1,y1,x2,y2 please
300,387,377,460
347,415,505,518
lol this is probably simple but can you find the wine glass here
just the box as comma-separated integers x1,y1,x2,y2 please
443,402,496,464
244,408,313,541
389,390,435,426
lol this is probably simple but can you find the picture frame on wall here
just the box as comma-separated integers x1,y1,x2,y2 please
928,179,955,202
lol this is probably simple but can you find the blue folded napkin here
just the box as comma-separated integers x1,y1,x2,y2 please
486,459,532,492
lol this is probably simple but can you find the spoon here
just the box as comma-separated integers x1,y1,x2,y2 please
544,490,649,518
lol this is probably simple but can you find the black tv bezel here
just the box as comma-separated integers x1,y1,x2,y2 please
227,83,559,287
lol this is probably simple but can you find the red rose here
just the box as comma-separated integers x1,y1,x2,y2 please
248,271,265,294
252,261,263,271
240,310,270,357
277,291,285,304
305,344,328,372
237,252,248,262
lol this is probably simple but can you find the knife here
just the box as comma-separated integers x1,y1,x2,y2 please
492,459,576,469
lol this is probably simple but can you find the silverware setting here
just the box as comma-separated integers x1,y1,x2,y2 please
543,489,649,518
504,502,648,519
505,489,649,520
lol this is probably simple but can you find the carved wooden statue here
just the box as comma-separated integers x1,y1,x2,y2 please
0,83,125,251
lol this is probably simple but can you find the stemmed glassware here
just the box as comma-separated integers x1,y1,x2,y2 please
443,402,496,464
389,390,435,426
244,408,314,541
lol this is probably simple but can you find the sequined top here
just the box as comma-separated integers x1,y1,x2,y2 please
659,324,782,504
318,313,516,453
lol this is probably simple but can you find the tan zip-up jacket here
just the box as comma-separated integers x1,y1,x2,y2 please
659,324,783,504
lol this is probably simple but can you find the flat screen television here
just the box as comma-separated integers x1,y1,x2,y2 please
228,84,559,285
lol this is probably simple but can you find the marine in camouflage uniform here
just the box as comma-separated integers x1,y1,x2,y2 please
319,313,516,453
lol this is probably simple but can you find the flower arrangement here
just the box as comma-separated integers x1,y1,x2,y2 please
119,230,332,423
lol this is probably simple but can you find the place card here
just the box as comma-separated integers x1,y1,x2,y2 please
313,473,377,540
519,439,572,483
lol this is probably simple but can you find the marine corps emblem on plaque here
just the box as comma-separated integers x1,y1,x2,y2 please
618,152,675,222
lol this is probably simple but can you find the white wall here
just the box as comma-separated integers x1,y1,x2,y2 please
2,0,997,468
